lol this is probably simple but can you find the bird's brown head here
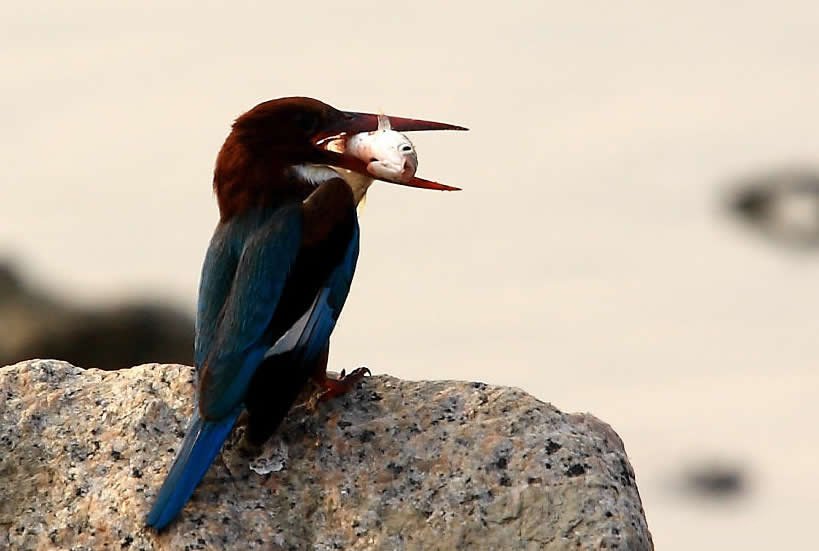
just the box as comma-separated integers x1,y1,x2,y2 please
213,97,465,220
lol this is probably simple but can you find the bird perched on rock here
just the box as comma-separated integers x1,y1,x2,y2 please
145,97,465,530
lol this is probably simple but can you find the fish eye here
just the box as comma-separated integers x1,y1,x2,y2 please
400,144,413,153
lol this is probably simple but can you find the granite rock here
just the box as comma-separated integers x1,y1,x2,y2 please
0,359,653,550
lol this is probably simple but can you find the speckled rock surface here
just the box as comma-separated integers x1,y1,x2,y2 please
0,359,652,550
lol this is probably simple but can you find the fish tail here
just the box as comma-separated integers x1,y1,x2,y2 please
145,408,239,530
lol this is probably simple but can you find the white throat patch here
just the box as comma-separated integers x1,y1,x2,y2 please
292,163,373,205
291,164,342,186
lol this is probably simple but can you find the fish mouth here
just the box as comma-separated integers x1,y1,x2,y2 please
311,110,466,191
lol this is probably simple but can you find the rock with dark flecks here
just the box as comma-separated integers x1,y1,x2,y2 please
0,359,653,550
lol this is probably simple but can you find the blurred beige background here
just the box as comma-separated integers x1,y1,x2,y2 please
4,2,819,548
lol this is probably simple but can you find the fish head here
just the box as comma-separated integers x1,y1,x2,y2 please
345,129,419,184
311,106,466,191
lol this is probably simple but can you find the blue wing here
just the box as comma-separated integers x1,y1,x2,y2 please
197,205,303,419
146,204,302,530
265,219,359,365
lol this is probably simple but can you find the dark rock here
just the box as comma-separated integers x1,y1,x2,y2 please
0,261,193,369
728,167,819,248
681,461,748,499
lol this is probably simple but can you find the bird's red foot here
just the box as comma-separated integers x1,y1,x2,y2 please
317,367,371,402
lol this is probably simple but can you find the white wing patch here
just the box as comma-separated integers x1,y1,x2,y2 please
263,287,330,359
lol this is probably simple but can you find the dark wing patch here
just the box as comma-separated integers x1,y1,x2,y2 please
267,220,360,365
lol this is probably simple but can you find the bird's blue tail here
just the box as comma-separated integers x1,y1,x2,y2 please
145,408,239,530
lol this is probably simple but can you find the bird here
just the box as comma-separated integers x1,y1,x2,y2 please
145,97,465,530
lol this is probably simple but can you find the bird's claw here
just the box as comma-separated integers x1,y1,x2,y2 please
317,367,371,402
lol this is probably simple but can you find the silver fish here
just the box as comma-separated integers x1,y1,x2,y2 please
343,114,418,183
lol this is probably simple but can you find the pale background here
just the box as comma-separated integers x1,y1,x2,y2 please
4,2,818,549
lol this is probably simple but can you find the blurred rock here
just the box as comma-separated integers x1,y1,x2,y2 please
0,359,653,550
728,167,819,247
0,261,192,369
680,461,748,500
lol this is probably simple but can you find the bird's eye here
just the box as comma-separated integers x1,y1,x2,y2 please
400,144,413,153
293,112,319,134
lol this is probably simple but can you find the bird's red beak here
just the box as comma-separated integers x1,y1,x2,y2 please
313,110,467,191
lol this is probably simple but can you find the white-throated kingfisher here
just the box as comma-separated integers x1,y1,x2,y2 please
145,97,465,530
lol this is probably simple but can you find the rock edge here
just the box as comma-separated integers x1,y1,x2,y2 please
0,359,653,550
